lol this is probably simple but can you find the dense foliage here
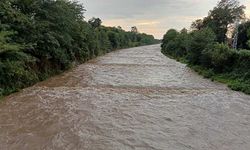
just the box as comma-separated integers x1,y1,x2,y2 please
161,0,250,94
191,0,245,43
238,21,250,49
0,0,158,97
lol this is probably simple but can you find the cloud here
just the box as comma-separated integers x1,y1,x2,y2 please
83,0,215,19
81,0,250,39
136,21,160,26
244,1,250,17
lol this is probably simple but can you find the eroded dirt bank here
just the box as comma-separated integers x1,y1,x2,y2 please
0,45,250,150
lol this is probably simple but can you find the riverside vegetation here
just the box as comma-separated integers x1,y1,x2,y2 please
161,0,250,94
0,0,158,97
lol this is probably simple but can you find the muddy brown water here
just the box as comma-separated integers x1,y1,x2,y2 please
0,44,250,150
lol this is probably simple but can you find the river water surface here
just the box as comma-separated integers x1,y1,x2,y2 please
0,45,250,150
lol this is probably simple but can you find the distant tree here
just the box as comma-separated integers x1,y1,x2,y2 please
88,17,102,28
203,0,245,42
131,26,138,33
161,28,188,58
107,31,119,49
162,29,179,45
180,28,188,34
191,19,204,30
161,29,179,53
117,26,122,30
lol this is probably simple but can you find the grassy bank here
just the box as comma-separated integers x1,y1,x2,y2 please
164,51,250,94
190,65,250,94
161,29,250,95
163,52,250,94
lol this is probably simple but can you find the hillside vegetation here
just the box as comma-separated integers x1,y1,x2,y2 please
161,0,250,94
0,0,158,97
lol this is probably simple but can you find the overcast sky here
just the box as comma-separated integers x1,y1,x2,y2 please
81,0,250,39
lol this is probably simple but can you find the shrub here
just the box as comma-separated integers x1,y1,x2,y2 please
201,43,235,72
161,29,179,51
233,50,250,78
161,29,188,58
186,28,216,65
237,21,250,49
247,28,250,48
164,40,179,56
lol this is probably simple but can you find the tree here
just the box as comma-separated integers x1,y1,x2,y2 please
131,26,138,33
161,29,179,48
180,28,188,34
107,31,119,49
247,28,250,48
186,28,216,65
203,0,245,42
0,31,21,53
0,0,158,96
201,43,234,71
117,26,122,30
161,28,189,58
88,17,102,28
237,21,250,49
191,19,204,30
161,29,179,55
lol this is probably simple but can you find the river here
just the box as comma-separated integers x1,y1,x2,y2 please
0,44,250,150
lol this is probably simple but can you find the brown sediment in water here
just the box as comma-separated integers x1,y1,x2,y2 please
0,44,250,150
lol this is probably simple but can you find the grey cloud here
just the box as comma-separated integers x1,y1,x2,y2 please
83,0,216,19
79,0,248,38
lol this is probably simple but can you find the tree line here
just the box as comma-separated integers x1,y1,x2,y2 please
161,0,250,94
0,0,158,97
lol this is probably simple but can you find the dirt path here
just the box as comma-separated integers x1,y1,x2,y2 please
0,44,250,150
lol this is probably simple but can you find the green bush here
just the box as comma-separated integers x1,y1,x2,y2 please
186,28,216,65
0,60,39,93
161,29,188,58
201,43,235,72
237,21,250,49
175,31,188,58
161,29,179,51
247,28,250,48
233,50,250,79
